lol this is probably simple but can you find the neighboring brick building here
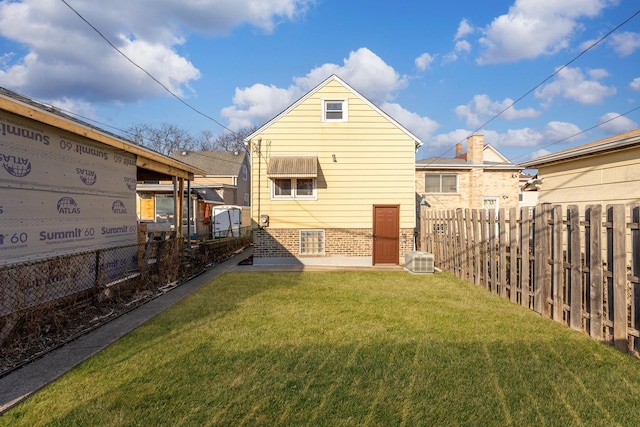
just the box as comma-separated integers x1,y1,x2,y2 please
415,134,521,213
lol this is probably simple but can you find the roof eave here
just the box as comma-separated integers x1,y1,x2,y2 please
0,88,205,180
520,133,640,169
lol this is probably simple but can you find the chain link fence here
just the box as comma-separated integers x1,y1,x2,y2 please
0,227,252,373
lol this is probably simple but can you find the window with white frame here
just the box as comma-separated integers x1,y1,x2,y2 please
241,164,247,180
272,178,316,200
300,230,325,255
323,99,348,122
244,193,250,206
425,174,458,193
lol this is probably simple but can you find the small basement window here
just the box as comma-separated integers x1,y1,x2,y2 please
300,230,325,255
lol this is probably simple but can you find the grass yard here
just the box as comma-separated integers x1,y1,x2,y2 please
3,271,640,426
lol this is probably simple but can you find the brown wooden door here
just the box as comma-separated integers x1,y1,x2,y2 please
373,205,399,265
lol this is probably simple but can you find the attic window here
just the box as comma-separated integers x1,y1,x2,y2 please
323,99,348,122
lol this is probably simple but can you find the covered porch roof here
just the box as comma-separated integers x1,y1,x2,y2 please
0,87,205,181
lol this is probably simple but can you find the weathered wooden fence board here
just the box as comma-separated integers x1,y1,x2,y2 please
568,205,582,331
509,207,518,304
587,205,603,340
421,203,639,357
552,205,563,323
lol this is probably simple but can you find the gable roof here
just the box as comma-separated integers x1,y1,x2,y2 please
245,74,422,150
170,150,247,176
520,128,640,168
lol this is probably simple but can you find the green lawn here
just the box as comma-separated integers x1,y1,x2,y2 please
4,271,640,426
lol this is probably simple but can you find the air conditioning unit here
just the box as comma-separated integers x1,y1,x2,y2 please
404,251,434,274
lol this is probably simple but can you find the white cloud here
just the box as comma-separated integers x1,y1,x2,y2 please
0,0,312,106
527,148,552,160
597,112,638,134
455,19,474,40
477,0,615,64
541,121,583,143
535,66,616,106
416,129,471,159
630,78,640,91
486,121,582,154
454,40,472,54
415,53,436,71
294,48,409,103
588,68,610,80
221,83,303,131
608,32,640,57
442,52,458,64
417,121,583,160
380,102,439,142
222,48,421,131
455,94,540,127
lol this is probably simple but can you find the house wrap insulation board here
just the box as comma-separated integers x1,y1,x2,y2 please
0,110,138,267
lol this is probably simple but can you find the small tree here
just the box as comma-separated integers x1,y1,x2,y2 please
209,126,257,153
125,123,195,156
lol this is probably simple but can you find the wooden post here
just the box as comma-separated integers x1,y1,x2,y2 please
465,209,474,283
520,207,531,309
587,205,603,340
457,208,466,279
632,205,640,353
509,207,518,304
552,205,564,322
472,209,481,286
444,210,451,272
480,210,488,290
568,205,582,331
447,210,454,273
534,203,552,315
439,211,446,270
489,209,497,294
499,208,507,298
610,204,628,352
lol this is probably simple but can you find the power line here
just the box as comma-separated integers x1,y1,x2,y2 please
58,0,238,136
509,106,640,165
423,7,640,165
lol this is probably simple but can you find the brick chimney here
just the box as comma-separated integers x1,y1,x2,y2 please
466,134,484,164
455,143,462,157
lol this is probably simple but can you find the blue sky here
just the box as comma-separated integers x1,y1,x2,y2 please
0,0,639,162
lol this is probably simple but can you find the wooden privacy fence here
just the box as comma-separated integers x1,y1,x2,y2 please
420,203,640,357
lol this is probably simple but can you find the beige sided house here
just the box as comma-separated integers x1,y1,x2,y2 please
519,128,640,210
415,134,521,212
245,74,421,266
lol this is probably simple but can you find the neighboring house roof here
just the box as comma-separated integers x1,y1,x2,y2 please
170,150,247,176
245,74,422,151
416,157,520,170
0,87,204,180
520,128,640,169
136,183,230,204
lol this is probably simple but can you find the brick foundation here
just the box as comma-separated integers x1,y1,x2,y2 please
254,228,415,264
